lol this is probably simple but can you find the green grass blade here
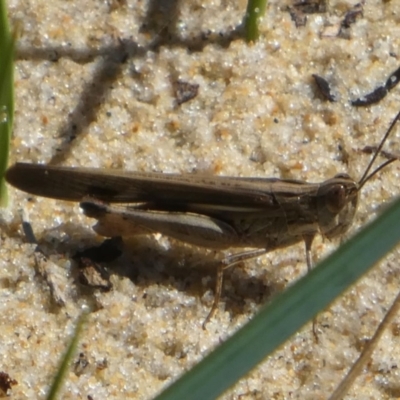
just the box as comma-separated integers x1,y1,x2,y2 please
46,314,87,400
154,197,400,400
244,0,267,42
0,0,14,207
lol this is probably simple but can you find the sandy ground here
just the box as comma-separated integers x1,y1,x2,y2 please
1,0,400,399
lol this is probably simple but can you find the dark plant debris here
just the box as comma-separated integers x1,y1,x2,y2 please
352,65,400,106
173,80,199,106
287,0,327,27
312,74,336,102
0,371,17,396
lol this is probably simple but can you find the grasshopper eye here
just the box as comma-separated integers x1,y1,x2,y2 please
334,173,350,179
326,184,346,213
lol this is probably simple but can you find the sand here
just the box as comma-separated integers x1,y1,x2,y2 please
1,0,400,398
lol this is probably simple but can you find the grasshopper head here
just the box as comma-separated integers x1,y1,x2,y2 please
317,173,359,239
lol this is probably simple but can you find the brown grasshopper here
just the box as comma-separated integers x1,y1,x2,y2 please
5,110,400,327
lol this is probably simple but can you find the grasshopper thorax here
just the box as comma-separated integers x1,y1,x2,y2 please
317,173,359,239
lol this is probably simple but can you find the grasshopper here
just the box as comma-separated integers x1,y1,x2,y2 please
5,110,400,327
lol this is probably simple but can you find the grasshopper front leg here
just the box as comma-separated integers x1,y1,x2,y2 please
303,234,319,340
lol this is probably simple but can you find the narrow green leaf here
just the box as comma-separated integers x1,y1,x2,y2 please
46,314,87,400
0,0,15,207
244,0,268,42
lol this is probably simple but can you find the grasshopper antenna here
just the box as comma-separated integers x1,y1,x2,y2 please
358,109,400,190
